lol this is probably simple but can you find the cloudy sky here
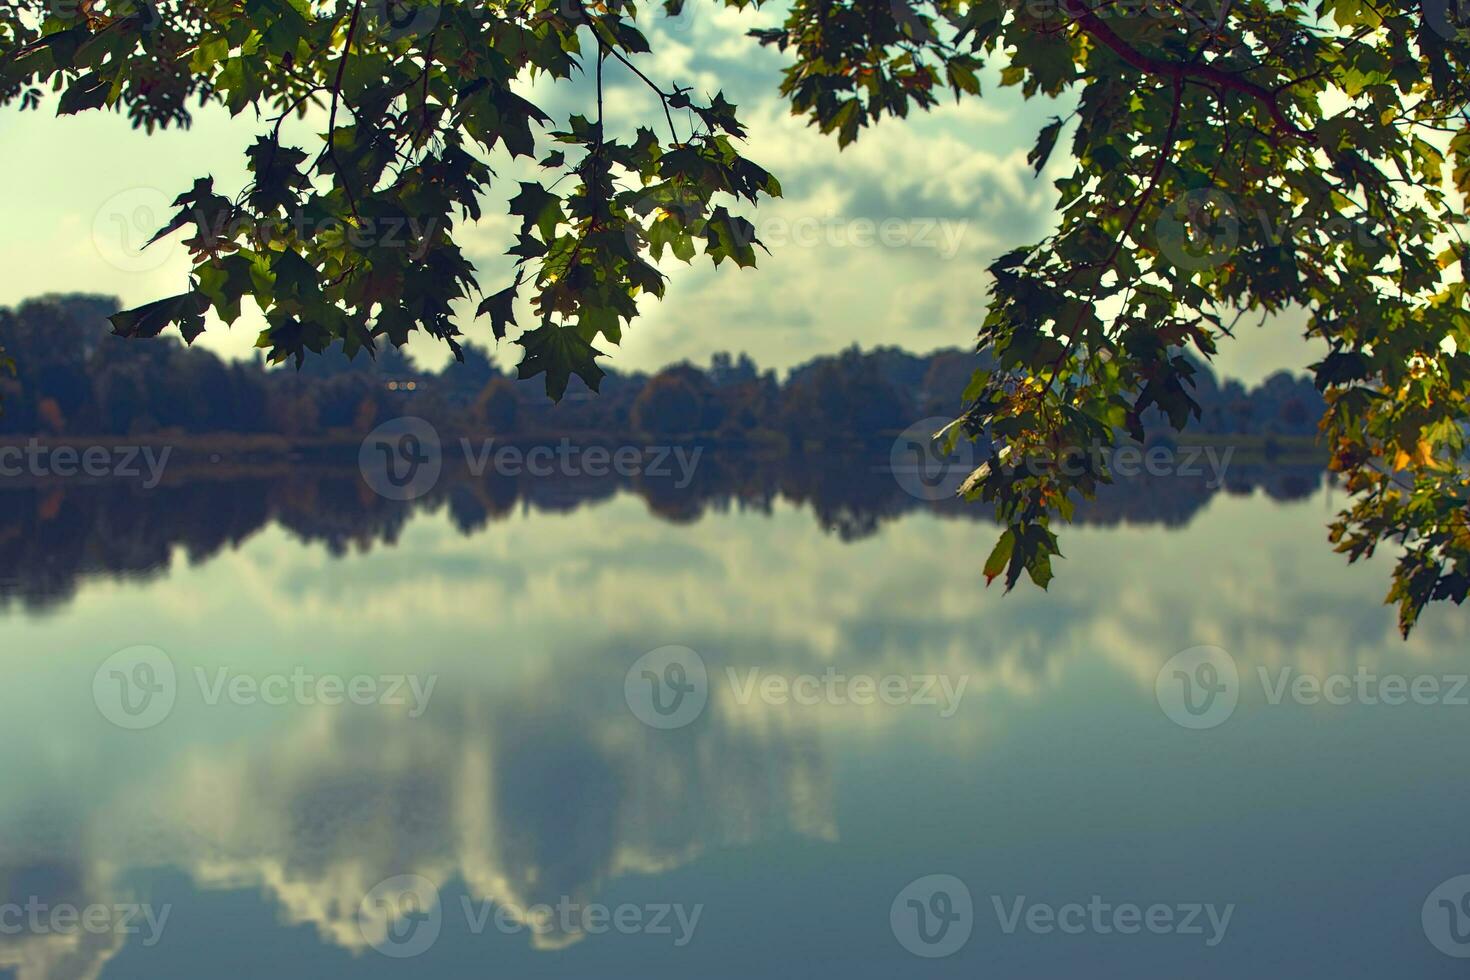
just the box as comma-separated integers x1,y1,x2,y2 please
0,4,1313,382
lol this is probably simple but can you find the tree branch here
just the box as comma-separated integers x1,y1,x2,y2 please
1059,0,1316,144
326,0,364,219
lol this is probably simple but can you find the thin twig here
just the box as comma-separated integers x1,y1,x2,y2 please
326,0,364,219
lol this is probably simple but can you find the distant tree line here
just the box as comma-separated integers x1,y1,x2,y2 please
0,294,1325,444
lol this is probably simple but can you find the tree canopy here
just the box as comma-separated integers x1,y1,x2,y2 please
2,0,1468,632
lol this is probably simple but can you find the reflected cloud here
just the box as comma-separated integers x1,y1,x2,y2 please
0,461,1464,975
0,862,129,980
84,659,837,955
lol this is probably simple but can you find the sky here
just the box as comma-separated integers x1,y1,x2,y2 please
0,3,1317,384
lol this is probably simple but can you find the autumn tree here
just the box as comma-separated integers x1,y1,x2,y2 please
2,0,1469,630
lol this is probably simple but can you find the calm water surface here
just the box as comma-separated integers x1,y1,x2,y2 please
0,464,1466,978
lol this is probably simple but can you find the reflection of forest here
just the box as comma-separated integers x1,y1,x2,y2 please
0,455,1326,613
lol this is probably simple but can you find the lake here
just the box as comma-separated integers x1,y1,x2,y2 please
0,454,1466,978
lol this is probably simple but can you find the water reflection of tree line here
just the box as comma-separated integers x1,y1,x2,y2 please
0,455,1326,614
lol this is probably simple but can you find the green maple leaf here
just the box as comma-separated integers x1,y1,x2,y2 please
515,323,605,400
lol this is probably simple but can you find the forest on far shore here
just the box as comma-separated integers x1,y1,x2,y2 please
0,294,1327,446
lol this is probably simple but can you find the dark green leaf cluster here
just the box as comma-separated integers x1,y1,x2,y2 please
1,0,778,397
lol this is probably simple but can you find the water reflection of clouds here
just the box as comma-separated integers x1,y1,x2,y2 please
202,489,1469,707
1,482,1467,973
13,664,837,965
0,861,126,980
